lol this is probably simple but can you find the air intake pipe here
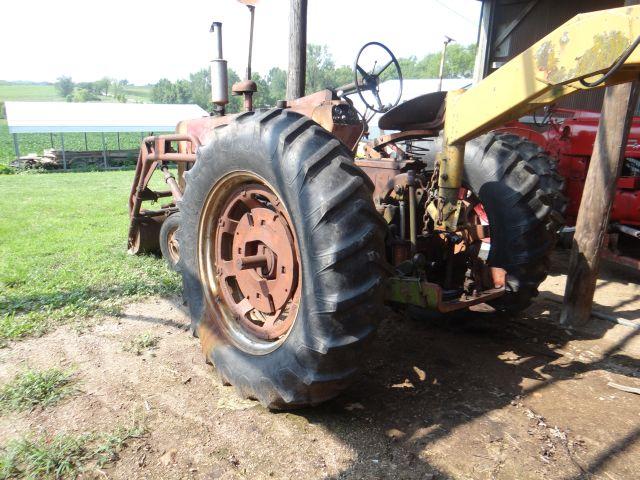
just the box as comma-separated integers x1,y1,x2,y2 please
210,21,229,107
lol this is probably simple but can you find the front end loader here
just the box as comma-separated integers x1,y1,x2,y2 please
128,3,640,408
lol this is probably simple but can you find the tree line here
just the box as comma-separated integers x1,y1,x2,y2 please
55,76,132,103
151,43,476,112
39,43,474,111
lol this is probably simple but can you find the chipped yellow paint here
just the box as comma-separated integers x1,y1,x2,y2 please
435,5,640,231
445,5,640,144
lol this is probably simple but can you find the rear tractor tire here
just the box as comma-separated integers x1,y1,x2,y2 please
463,132,566,313
178,109,389,409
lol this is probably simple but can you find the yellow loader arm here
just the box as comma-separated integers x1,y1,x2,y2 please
436,4,640,231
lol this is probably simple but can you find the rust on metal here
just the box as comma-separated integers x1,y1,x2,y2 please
127,134,199,254
166,224,180,264
213,183,301,341
232,80,258,111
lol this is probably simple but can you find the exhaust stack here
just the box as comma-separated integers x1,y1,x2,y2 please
210,21,229,107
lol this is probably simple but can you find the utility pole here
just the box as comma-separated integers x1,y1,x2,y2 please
560,1,640,327
437,36,454,92
286,0,307,100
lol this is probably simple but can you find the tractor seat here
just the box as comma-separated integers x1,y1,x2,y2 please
378,91,447,131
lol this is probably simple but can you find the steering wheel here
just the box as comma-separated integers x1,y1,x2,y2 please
353,41,403,114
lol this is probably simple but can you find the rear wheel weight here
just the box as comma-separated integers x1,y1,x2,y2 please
178,109,389,409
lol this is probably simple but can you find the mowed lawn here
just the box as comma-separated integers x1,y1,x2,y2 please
0,171,180,343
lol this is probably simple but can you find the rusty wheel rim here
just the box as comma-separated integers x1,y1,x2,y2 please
167,226,180,264
198,173,301,353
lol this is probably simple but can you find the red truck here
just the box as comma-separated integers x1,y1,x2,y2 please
497,108,640,270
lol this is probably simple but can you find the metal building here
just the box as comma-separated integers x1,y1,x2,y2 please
5,102,208,169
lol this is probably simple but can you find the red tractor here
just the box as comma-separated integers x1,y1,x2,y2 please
126,3,640,408
497,107,640,269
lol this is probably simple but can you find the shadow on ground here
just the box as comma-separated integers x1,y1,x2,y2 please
288,257,640,479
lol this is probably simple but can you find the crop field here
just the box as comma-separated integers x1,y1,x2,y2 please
0,83,62,101
0,120,163,167
1,82,154,166
0,170,180,344
0,120,147,166
0,82,151,103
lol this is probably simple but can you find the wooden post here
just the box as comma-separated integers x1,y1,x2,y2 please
12,133,20,159
84,132,88,151
561,0,640,326
560,80,640,326
60,133,67,170
286,0,307,100
101,132,108,169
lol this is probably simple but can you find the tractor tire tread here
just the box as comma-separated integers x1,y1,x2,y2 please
178,108,388,409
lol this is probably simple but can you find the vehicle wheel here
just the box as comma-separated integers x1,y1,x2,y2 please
178,108,389,409
463,132,566,313
160,213,182,272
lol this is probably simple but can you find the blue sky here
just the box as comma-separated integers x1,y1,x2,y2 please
0,0,481,85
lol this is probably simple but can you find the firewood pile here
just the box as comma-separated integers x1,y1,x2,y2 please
11,149,138,170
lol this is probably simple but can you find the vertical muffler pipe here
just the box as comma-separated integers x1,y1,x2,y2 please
210,21,229,107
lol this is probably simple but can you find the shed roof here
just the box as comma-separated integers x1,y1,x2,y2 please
5,102,209,134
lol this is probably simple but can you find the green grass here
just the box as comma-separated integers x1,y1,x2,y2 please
0,84,62,102
123,85,152,103
0,433,87,479
0,170,181,343
0,82,151,104
0,417,146,479
124,332,160,355
0,369,75,413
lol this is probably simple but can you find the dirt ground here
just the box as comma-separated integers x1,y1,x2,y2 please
0,250,639,480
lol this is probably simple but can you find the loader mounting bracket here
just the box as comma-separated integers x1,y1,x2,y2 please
386,276,505,313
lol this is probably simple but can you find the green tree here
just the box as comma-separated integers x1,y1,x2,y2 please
265,67,287,104
151,78,175,103
72,88,99,102
391,44,477,80
252,72,272,108
96,77,111,96
111,79,129,100
173,80,192,103
333,66,353,89
305,44,335,93
442,44,477,78
55,76,74,97
226,69,243,113
189,69,211,110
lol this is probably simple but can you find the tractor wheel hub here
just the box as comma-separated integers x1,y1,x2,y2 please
213,184,300,341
